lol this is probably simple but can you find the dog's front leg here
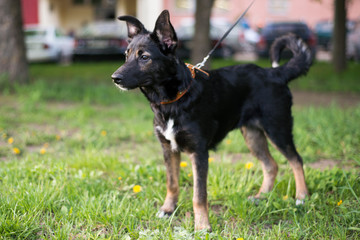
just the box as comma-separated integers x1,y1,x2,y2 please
157,141,181,217
190,150,211,232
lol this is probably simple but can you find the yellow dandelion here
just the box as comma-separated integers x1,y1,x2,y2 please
101,130,107,136
118,176,122,180
283,195,289,201
245,162,254,170
13,147,21,155
55,135,61,141
40,148,46,155
180,161,188,167
43,142,49,148
208,157,214,163
133,185,142,193
237,238,244,240
188,173,192,177
225,139,232,145
337,200,343,206
8,137,14,144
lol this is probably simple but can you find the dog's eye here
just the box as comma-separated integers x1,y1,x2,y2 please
140,55,150,61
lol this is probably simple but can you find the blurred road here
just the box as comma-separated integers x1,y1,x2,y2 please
234,50,332,62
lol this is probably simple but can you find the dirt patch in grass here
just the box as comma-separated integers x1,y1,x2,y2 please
308,159,339,171
307,159,358,171
292,91,360,108
215,152,357,171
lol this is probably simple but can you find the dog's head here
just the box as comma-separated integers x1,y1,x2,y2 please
111,10,178,91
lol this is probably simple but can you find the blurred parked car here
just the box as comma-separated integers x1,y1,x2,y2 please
347,21,360,61
256,22,317,59
25,25,74,63
175,20,237,59
237,18,260,51
73,21,127,61
175,19,260,59
315,20,333,50
314,20,356,51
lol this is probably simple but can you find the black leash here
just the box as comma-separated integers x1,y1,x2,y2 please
194,0,256,69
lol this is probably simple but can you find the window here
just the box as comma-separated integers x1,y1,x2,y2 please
268,0,289,15
73,0,84,5
73,0,101,5
175,0,194,10
174,0,229,11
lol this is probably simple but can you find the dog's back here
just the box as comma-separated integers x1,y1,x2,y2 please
194,34,312,148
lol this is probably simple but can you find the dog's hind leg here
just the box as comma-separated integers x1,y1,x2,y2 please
189,150,211,232
157,142,181,217
264,127,309,201
241,126,278,198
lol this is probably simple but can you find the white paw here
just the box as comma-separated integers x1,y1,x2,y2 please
272,61,280,68
156,210,170,218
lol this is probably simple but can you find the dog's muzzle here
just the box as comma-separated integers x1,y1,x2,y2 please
111,73,129,91
111,74,123,85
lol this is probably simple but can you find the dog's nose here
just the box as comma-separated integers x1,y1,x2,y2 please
111,74,123,85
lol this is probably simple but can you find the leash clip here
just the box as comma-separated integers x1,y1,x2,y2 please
193,0,255,70
194,55,210,69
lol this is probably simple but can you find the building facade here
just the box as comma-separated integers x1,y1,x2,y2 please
21,0,360,33
21,0,164,33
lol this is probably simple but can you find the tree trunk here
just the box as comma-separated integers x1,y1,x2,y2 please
191,0,215,69
0,0,29,84
332,0,347,73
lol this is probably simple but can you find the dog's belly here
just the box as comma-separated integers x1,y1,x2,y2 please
155,113,243,152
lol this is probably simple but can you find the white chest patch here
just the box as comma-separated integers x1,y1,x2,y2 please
156,118,178,151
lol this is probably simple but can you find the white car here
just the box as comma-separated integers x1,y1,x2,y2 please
25,25,74,63
347,21,360,61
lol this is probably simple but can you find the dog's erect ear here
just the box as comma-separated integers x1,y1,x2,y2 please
118,15,146,39
151,10,177,53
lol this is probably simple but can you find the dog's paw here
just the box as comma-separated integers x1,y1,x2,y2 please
248,197,260,206
156,210,172,218
194,220,212,232
248,195,267,205
295,199,305,206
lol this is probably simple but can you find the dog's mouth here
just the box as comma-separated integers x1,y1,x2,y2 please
112,76,153,91
112,79,140,91
113,82,129,91
139,78,153,88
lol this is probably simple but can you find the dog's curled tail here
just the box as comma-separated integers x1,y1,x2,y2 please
270,33,312,84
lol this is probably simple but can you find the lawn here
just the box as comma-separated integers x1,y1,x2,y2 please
0,59,359,239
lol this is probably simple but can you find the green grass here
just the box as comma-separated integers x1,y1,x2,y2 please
0,60,359,239
289,61,360,92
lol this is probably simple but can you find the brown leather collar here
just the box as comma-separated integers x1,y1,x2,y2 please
160,63,208,105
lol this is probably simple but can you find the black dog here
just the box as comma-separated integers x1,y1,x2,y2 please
112,10,312,231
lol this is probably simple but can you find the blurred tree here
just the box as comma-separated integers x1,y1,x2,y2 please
191,0,215,69
332,0,347,73
0,0,28,84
